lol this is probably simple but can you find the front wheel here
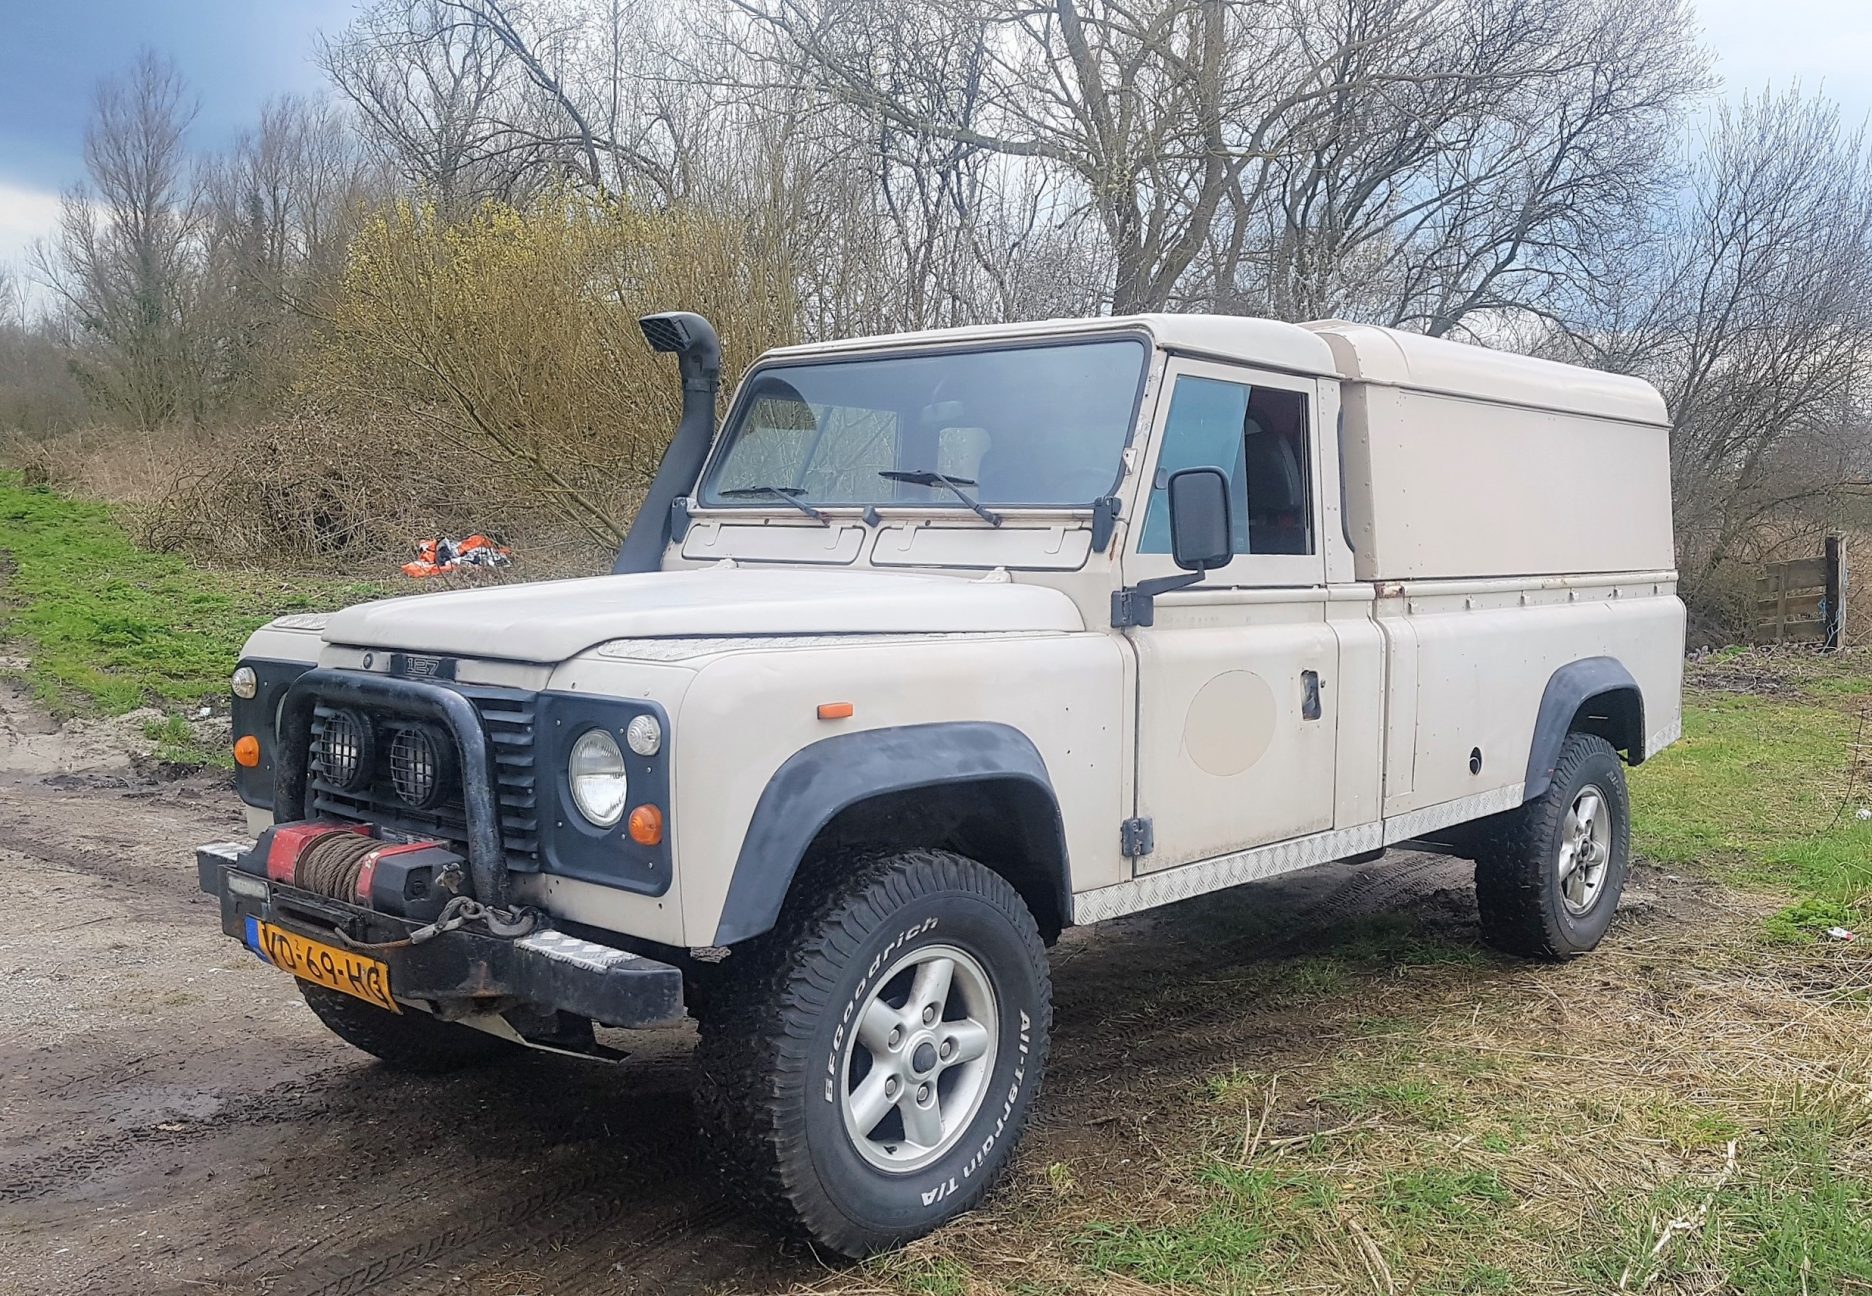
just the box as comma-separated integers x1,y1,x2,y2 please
693,848,1052,1257
1475,731,1630,958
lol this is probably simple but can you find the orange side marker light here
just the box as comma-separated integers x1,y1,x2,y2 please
628,804,664,846
816,702,854,721
234,735,261,767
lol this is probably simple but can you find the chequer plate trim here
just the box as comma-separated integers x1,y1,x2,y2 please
1070,783,1528,925
1645,717,1682,759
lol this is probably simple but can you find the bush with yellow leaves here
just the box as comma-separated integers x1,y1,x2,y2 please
143,193,797,570
310,193,797,553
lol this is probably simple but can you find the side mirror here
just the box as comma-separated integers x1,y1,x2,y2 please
1166,466,1234,572
1111,464,1236,628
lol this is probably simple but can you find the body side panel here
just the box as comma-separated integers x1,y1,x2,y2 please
1326,589,1386,830
671,634,1126,947
1377,576,1683,818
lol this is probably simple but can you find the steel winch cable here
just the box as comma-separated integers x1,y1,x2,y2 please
294,831,381,902
287,830,547,951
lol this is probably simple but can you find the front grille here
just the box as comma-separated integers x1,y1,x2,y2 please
307,687,540,872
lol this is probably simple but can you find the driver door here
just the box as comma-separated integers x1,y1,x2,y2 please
1124,359,1339,872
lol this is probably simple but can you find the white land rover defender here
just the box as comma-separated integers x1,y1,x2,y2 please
200,311,1683,1254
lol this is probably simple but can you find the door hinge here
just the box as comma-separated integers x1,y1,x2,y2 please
1120,816,1155,857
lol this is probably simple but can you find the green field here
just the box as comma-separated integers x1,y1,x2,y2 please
0,475,386,759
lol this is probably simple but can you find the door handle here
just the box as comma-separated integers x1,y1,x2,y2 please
1301,670,1322,721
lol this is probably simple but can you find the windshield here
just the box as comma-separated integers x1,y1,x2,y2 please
699,337,1146,510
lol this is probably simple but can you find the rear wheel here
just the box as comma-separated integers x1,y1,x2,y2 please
298,983,513,1072
693,848,1052,1257
1475,732,1630,958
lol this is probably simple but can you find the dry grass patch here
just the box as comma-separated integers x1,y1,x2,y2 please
797,894,1871,1296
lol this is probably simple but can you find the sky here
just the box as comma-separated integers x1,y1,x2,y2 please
0,0,355,278
0,0,1868,285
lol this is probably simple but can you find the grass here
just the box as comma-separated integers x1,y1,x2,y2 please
140,712,227,767
0,474,385,718
1630,651,1872,932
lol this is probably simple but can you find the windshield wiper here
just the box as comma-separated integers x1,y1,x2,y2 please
718,484,829,525
878,469,1002,526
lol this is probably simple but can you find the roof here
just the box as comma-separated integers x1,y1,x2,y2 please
759,314,1340,379
756,314,1671,426
1302,319,1672,426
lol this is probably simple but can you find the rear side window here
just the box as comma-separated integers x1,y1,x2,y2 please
1140,376,1313,556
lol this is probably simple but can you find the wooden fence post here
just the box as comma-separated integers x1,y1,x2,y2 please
1825,535,1847,651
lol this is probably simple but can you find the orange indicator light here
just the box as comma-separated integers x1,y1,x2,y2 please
816,702,855,720
628,804,664,846
234,735,261,767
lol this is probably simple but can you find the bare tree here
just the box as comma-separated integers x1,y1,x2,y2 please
35,49,209,428
0,265,20,329
1552,90,1872,615
1220,0,1706,337
201,95,386,407
319,0,562,213
723,0,1701,316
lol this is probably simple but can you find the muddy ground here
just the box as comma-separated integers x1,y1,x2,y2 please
0,680,1706,1296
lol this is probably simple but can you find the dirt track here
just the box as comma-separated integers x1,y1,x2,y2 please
0,678,1688,1296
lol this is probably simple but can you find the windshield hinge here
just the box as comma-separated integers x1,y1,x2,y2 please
1120,816,1154,858
670,496,692,543
1091,495,1121,553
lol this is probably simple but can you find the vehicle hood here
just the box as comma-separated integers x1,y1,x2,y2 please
318,567,1085,662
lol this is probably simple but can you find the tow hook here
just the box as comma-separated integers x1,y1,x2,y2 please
337,895,546,952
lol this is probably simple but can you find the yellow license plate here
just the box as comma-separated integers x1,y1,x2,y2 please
245,917,398,1013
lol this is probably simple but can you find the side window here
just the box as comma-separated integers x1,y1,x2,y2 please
1139,375,1313,557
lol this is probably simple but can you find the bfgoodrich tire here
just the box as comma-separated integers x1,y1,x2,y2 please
299,983,513,1072
693,848,1052,1257
1475,732,1631,959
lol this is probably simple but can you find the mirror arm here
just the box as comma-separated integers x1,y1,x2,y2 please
1111,570,1205,629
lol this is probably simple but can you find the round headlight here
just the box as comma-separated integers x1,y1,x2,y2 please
231,666,258,699
625,714,662,757
569,728,628,827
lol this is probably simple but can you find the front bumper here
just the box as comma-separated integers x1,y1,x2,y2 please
198,843,686,1030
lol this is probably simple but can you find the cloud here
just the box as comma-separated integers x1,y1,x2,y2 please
0,180,63,274
1697,0,1872,119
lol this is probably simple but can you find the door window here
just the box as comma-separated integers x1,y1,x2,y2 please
1140,376,1313,557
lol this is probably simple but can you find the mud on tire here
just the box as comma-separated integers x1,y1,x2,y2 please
1475,731,1631,959
298,983,513,1073
692,847,1052,1257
